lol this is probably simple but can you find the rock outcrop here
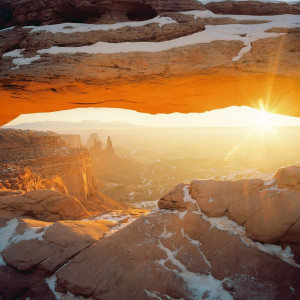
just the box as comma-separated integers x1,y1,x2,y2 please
206,1,300,15
53,212,300,300
0,210,147,299
59,134,82,148
0,0,204,28
0,166,300,299
0,163,67,193
1,218,113,272
0,128,127,212
0,3,300,125
158,182,187,211
159,166,300,245
85,132,102,149
0,189,90,221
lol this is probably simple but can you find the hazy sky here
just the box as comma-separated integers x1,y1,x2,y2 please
5,106,300,128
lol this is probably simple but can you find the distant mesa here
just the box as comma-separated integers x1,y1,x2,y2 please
59,134,82,148
85,132,102,149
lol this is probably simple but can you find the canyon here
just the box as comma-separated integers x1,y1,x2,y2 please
0,128,127,213
0,161,300,299
1,0,300,299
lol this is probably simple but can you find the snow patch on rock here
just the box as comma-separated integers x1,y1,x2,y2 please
31,16,177,34
264,178,276,186
157,239,233,300
3,48,41,70
36,12,300,62
182,185,300,269
0,218,50,266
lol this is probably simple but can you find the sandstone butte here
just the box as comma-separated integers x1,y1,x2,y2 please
0,165,300,299
0,0,299,125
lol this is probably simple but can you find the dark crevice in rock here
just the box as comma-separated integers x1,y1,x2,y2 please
69,99,139,105
280,216,300,241
126,5,157,21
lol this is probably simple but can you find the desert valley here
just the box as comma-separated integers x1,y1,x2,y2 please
0,0,300,299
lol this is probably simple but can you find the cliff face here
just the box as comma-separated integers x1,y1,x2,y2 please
0,129,126,211
59,134,82,148
17,149,98,206
0,163,67,193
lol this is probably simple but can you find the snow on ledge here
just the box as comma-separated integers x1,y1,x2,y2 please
2,11,300,69
30,16,177,34
36,12,300,62
3,49,41,70
0,218,50,266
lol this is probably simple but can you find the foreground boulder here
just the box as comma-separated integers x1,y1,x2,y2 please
158,166,300,244
54,210,300,299
0,210,145,299
0,189,90,221
1,218,114,272
275,165,300,187
0,166,299,299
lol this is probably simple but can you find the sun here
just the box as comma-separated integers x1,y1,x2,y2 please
254,100,275,130
258,109,272,128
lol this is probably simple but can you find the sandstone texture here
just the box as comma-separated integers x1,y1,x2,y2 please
59,134,83,148
0,210,147,299
0,3,299,125
159,166,300,245
55,208,300,300
0,166,299,299
0,189,90,221
159,182,187,211
0,0,204,28
206,1,300,15
0,163,67,193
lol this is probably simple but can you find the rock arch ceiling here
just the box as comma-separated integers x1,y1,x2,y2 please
0,0,300,126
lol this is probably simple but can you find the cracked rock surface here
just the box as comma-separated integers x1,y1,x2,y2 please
0,166,300,299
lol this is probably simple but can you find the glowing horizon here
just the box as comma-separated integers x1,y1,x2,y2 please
4,105,300,129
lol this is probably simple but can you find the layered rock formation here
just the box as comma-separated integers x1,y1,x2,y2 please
0,0,204,28
206,1,300,15
0,128,127,212
0,2,300,125
59,134,82,148
0,163,67,192
0,165,299,299
0,189,90,221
